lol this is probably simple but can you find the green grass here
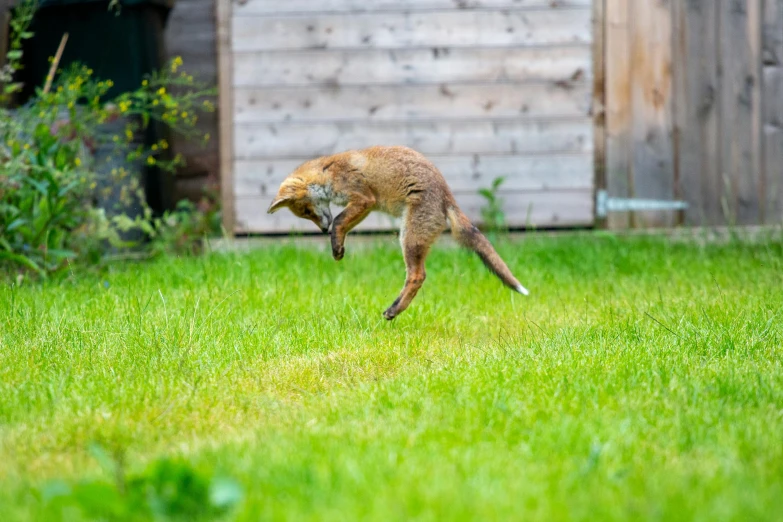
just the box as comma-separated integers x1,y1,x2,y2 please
1,232,783,521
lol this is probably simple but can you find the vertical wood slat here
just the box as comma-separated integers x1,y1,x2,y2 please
764,0,783,64
604,0,632,229
763,0,783,223
720,0,763,225
629,0,675,228
216,0,235,234
593,0,607,228
672,0,721,226
603,0,782,229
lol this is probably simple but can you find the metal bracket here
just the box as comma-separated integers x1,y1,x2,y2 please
596,189,688,218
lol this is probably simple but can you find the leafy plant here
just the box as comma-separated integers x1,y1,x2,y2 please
0,0,218,278
41,444,243,521
478,176,508,234
0,0,36,101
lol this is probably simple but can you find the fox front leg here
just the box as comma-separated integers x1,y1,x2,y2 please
330,197,374,261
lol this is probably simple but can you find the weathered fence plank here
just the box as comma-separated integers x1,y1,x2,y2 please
604,0,632,228
233,82,591,124
629,0,675,228
672,0,721,225
236,0,592,15
719,0,763,224
763,0,783,222
231,10,591,51
233,46,591,88
233,119,592,159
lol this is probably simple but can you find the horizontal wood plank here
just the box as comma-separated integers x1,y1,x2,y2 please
236,0,592,15
233,119,593,158
231,10,592,51
233,46,591,87
234,154,594,198
234,82,592,123
234,189,594,233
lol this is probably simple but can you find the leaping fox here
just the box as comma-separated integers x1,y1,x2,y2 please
267,145,529,320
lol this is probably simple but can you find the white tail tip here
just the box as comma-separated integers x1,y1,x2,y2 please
516,284,530,296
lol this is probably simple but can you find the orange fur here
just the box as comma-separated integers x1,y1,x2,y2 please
268,146,529,320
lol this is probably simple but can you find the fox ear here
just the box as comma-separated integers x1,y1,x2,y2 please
267,196,291,214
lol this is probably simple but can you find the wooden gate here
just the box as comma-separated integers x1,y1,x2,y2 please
217,0,596,234
599,0,783,228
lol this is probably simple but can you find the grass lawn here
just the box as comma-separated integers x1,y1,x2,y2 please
1,232,782,521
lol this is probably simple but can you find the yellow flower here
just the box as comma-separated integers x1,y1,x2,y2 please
160,139,169,150
146,156,156,165
142,79,148,86
171,56,183,73
204,133,210,141
152,100,159,106
181,111,188,118
57,86,63,93
68,101,75,109
23,144,30,150
151,144,158,151
74,158,82,166
157,87,166,95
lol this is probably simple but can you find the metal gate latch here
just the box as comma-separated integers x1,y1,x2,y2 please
596,189,688,218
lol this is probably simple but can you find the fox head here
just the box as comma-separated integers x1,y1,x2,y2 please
267,175,332,233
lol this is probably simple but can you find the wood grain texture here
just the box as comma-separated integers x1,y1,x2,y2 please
763,0,783,66
233,82,591,124
233,154,594,198
233,119,592,159
763,0,783,223
592,0,606,228
234,190,594,234
233,46,591,88
604,0,632,228
629,0,675,228
236,0,592,15
216,0,235,233
672,0,721,226
763,66,783,223
231,10,592,51
720,0,763,225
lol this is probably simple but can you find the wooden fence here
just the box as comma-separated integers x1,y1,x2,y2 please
218,0,596,234
599,0,783,228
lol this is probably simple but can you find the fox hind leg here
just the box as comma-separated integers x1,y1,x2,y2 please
383,242,430,320
383,206,443,320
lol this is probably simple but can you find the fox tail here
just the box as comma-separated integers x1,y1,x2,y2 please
446,206,529,296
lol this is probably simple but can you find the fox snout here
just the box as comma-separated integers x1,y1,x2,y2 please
319,209,332,234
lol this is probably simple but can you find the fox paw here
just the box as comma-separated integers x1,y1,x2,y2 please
332,245,344,261
383,308,397,321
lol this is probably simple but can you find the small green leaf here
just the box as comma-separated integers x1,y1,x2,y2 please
210,478,243,510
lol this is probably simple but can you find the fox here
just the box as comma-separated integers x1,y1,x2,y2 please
267,145,529,320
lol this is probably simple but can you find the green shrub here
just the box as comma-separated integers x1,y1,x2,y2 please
0,0,218,279
41,445,243,521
